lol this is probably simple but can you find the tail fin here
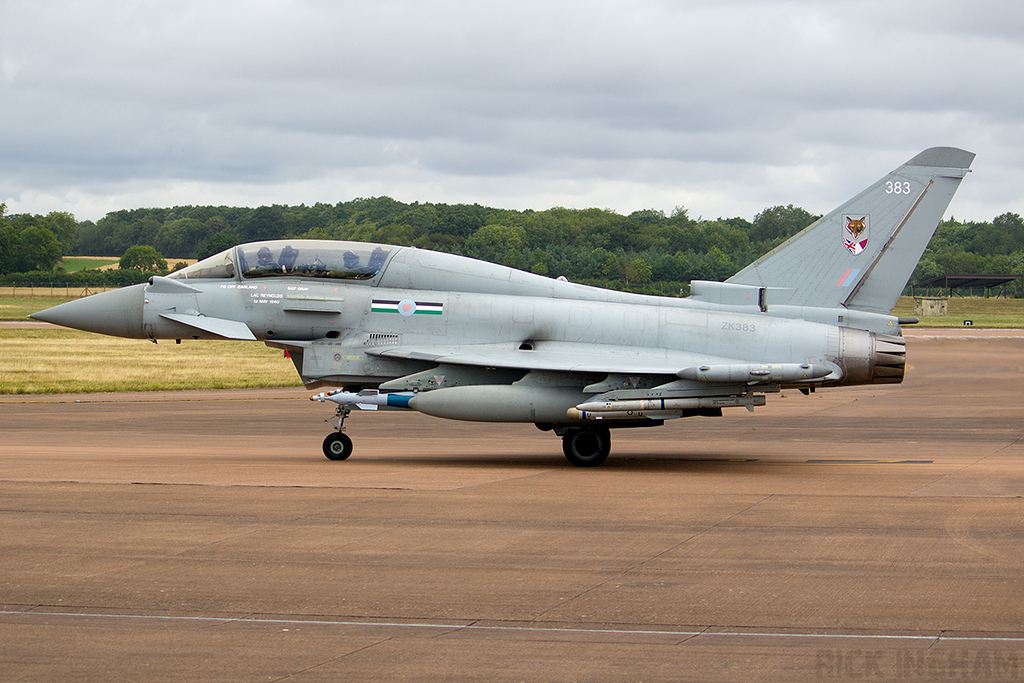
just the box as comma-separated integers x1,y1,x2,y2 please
727,147,975,314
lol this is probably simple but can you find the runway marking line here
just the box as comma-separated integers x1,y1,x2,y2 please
627,458,934,466
806,459,934,465
628,458,759,463
3,609,1023,644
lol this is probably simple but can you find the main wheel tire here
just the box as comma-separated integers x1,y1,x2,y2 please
562,427,611,467
323,432,353,460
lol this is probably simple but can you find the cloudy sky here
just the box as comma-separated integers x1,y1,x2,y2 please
2,0,1021,223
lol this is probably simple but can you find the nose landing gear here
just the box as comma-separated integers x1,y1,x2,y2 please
322,405,354,460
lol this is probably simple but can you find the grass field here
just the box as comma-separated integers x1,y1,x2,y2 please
891,296,1024,328
60,256,120,272
0,329,300,394
2,294,1021,395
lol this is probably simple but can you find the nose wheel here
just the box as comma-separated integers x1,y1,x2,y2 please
323,432,353,460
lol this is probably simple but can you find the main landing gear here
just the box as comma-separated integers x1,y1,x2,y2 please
322,405,354,460
319,398,613,466
561,426,611,467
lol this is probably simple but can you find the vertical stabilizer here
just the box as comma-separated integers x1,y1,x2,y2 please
727,147,974,314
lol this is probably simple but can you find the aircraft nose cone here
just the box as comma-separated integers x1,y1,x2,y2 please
29,283,147,338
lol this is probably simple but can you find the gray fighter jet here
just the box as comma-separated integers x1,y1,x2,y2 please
32,147,974,466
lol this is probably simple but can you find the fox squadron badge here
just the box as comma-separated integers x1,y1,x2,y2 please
843,215,869,255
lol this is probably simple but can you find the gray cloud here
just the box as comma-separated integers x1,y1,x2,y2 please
2,0,1021,222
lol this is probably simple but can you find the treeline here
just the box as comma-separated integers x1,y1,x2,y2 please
73,199,816,290
4,198,1024,296
0,206,77,273
913,213,1024,285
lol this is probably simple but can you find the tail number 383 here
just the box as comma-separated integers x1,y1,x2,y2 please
886,181,912,194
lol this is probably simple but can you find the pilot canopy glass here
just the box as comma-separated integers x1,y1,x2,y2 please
239,241,391,281
168,241,393,281
169,248,237,280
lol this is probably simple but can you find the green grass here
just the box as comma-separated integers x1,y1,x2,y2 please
60,256,120,272
891,296,1024,328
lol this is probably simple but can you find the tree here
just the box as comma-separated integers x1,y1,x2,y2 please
374,223,417,246
42,211,78,254
75,220,105,255
587,247,621,280
0,223,16,274
934,250,983,274
620,258,652,288
195,230,238,260
154,218,205,258
629,208,666,225
437,203,487,237
119,245,168,272
750,205,820,243
241,205,285,243
12,226,62,272
970,213,1024,256
465,224,527,265
654,251,690,282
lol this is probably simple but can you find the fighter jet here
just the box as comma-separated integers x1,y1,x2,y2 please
32,147,974,466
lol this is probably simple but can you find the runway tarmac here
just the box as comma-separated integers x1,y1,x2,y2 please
2,329,1024,681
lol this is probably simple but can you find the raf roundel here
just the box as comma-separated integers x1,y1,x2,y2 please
398,299,417,316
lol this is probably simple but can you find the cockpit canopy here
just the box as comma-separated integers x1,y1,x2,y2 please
169,240,394,281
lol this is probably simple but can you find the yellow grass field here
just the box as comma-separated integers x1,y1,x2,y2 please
0,329,301,394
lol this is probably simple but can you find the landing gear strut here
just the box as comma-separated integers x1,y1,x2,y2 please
562,426,611,467
323,405,354,460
